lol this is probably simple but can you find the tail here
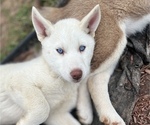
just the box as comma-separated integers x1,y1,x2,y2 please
124,14,150,36
120,0,150,35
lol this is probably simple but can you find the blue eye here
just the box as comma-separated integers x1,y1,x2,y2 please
79,45,86,52
56,48,64,54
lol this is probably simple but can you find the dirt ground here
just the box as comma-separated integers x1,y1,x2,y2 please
130,65,150,125
0,0,37,61
1,0,28,44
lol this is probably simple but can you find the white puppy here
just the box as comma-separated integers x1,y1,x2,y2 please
0,5,101,125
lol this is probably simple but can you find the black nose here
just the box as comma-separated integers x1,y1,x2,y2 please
70,69,82,81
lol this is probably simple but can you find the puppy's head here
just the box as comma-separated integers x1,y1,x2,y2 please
32,5,101,83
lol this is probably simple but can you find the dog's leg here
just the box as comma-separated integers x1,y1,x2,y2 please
88,22,127,125
77,78,93,125
45,113,81,125
88,70,125,125
16,86,50,125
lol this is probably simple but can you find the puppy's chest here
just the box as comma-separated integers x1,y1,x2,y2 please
41,82,79,110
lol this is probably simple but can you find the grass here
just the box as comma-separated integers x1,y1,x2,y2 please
0,1,34,61
0,0,58,62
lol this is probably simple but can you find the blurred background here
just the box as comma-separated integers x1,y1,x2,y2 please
0,0,59,62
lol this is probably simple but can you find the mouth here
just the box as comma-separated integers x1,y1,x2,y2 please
72,78,82,83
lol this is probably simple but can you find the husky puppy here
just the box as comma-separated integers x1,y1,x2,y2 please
41,0,150,125
0,5,100,125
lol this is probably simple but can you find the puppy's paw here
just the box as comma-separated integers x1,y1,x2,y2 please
77,108,93,125
100,111,125,125
16,119,25,125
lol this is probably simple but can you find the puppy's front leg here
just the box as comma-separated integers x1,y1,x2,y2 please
16,86,50,125
88,70,125,125
45,113,80,125
77,78,93,125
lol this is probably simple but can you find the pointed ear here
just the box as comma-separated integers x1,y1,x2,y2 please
80,4,101,37
32,6,54,42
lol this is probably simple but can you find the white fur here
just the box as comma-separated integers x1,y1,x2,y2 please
80,4,101,37
124,14,150,36
0,6,101,125
41,19,94,83
76,77,93,124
